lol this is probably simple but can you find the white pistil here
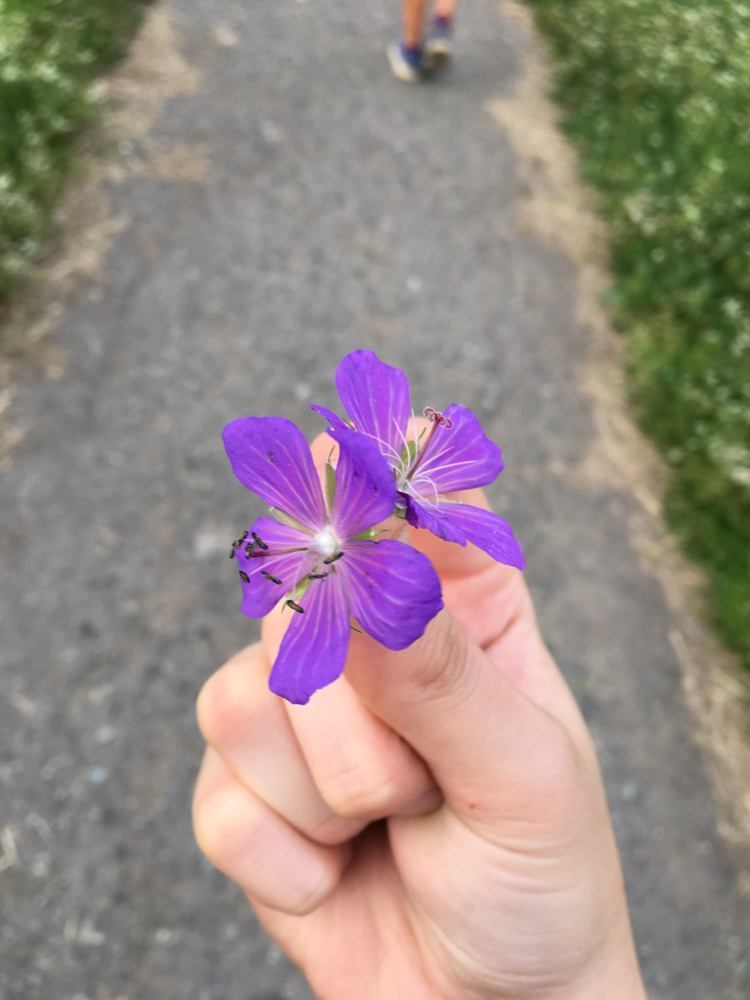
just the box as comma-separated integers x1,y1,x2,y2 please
312,527,339,558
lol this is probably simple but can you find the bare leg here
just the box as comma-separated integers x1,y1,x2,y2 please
434,0,458,19
402,0,430,47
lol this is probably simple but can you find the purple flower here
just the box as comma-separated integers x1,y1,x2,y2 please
222,415,444,704
312,350,525,569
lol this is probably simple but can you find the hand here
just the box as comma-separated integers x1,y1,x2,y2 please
193,437,646,1000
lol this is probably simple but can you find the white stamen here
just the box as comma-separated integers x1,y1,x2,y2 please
312,527,339,558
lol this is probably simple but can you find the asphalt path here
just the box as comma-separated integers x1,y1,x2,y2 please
1,1,749,998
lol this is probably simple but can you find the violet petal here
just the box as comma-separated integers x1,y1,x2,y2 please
268,573,351,704
403,493,468,545
327,426,396,539
335,350,411,467
428,501,526,569
409,403,504,495
309,404,349,432
340,539,443,650
222,416,326,532
236,517,318,618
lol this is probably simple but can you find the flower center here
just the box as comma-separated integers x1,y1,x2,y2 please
312,527,340,558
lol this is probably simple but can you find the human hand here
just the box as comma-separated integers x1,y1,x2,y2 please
193,434,646,1000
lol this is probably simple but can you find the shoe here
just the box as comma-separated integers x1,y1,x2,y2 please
425,17,453,70
387,41,429,83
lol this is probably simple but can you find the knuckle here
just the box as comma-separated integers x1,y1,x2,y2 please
283,866,341,917
192,781,247,870
318,760,399,820
308,811,365,846
196,665,253,747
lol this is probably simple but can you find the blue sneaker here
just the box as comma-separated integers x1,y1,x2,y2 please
387,41,429,83
425,15,453,69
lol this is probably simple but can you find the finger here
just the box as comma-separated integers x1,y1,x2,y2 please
284,670,442,820
310,429,339,467
197,643,366,845
343,608,589,830
193,746,350,915
261,609,441,821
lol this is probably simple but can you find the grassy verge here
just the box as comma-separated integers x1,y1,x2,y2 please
528,0,750,668
0,0,151,300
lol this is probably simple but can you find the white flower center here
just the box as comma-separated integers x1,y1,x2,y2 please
312,527,339,558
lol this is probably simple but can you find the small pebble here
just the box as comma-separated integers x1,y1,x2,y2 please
621,780,639,802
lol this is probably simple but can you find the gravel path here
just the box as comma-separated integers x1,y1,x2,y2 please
1,1,748,998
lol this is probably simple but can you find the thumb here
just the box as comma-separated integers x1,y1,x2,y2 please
343,608,580,828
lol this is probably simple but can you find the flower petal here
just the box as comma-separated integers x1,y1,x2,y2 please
269,573,351,705
438,502,525,568
222,416,326,532
327,426,396,539
339,539,443,650
309,404,350,432
409,404,504,495
235,517,318,618
403,493,468,545
335,350,411,468
406,499,525,569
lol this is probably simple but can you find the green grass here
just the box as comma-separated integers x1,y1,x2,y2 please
528,0,750,666
0,0,151,299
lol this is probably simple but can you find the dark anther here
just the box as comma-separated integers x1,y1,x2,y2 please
308,572,328,579
252,531,269,551
286,599,304,614
239,571,250,583
323,551,344,564
230,531,249,558
261,571,282,585
245,542,255,557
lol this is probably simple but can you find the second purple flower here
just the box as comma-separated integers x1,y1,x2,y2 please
313,349,525,569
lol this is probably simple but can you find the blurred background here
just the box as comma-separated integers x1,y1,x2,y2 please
1,1,749,998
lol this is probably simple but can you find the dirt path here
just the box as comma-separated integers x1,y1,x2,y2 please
1,2,748,998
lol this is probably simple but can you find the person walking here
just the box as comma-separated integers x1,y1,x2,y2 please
387,0,459,82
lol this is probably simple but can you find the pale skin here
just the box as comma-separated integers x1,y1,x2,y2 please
193,430,647,1000
404,0,459,48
